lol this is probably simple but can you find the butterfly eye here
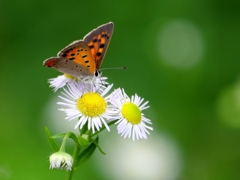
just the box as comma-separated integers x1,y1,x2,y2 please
94,70,101,77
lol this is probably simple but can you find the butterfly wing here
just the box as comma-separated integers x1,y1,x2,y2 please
43,22,114,77
57,40,96,76
43,56,92,77
83,22,114,70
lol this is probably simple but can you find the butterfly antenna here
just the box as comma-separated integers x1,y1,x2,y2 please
99,67,128,71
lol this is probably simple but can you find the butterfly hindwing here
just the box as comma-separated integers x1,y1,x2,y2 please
84,22,114,69
43,57,92,77
57,40,96,75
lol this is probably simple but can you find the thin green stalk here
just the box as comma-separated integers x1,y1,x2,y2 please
65,142,81,180
59,132,71,152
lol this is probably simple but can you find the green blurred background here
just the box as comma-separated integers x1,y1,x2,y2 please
1,0,240,179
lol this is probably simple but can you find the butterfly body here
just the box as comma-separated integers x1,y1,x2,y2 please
43,22,114,78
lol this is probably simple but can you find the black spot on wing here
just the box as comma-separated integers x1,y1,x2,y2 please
89,45,94,49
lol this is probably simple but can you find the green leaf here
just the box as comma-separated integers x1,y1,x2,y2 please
51,133,67,139
68,132,79,145
77,136,99,167
51,132,79,146
92,137,106,155
44,127,59,152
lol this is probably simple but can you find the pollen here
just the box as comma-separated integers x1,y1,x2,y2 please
64,73,75,79
121,102,141,124
77,93,107,117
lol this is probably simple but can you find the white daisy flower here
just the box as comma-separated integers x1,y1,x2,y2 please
49,151,74,171
110,88,153,141
48,73,108,92
48,74,76,92
57,82,117,133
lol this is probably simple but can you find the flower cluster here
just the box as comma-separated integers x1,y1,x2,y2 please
49,73,153,141
47,73,153,171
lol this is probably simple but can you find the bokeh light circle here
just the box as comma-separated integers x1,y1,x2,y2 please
158,20,204,69
94,130,183,180
217,82,240,128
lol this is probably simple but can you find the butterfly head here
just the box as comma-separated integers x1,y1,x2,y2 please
94,70,102,77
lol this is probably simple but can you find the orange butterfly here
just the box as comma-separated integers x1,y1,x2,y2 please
43,22,114,78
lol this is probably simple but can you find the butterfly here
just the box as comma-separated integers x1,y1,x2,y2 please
43,22,114,78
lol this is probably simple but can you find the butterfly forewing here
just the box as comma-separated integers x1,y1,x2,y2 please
57,40,96,75
84,22,114,69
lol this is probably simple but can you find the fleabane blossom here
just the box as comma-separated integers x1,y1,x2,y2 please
49,151,74,171
48,74,77,92
57,82,117,133
109,88,153,141
48,73,108,92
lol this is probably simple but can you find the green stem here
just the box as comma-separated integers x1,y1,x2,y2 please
65,142,81,180
59,132,71,152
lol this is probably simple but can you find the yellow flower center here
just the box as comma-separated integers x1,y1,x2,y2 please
77,93,107,117
121,102,141,124
64,73,75,79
